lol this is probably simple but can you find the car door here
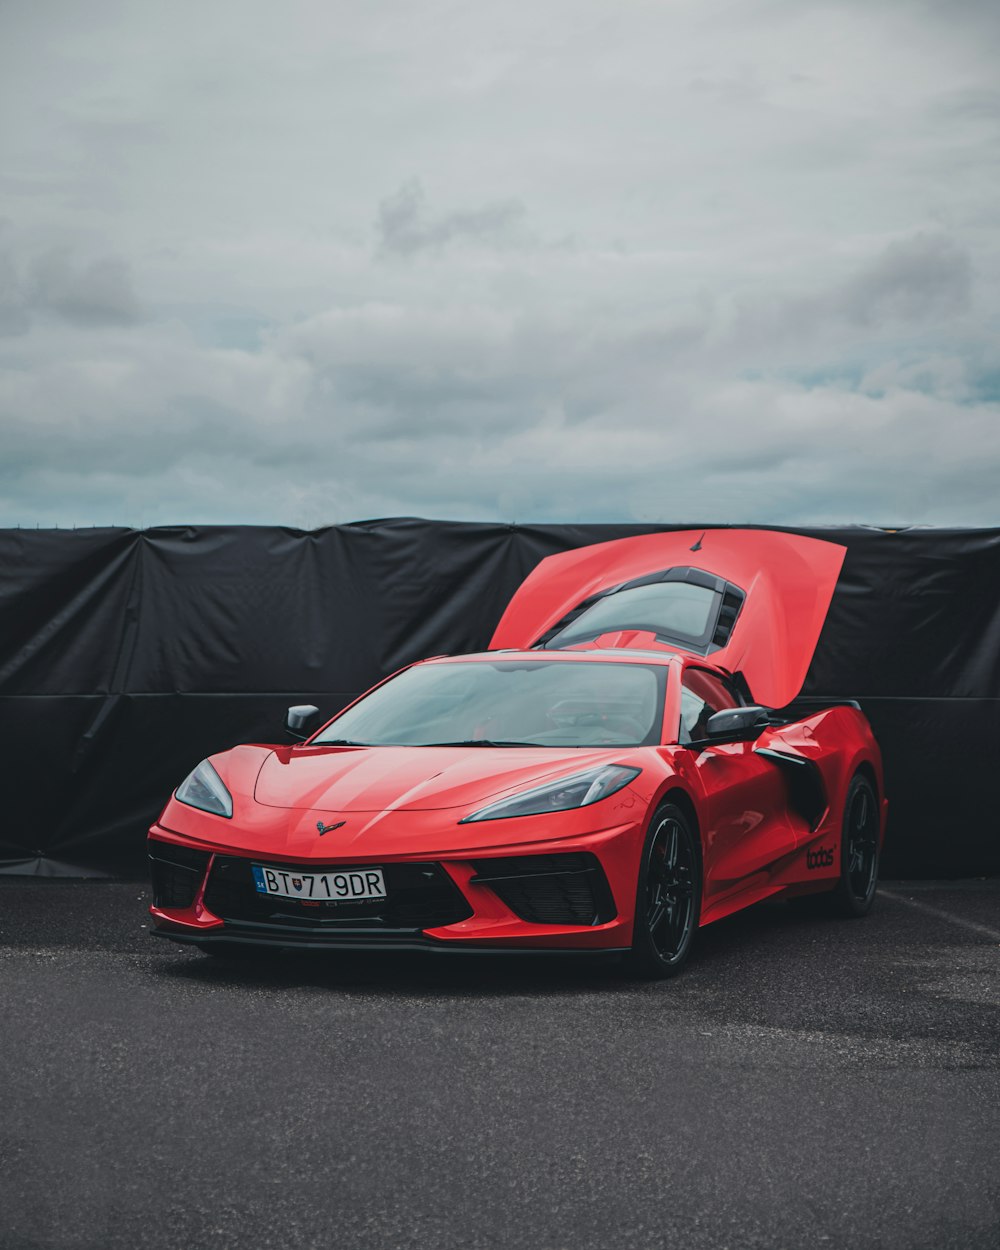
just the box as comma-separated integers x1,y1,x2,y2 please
677,666,798,911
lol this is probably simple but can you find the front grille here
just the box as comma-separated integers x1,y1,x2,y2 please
203,857,473,933
470,852,617,926
149,840,211,909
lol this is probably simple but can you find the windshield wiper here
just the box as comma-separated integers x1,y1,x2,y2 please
422,739,544,748
316,738,545,748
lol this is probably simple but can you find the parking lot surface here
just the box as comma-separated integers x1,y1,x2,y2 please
1,879,998,1250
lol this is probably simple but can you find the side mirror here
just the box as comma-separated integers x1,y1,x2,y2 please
284,704,320,740
705,705,770,739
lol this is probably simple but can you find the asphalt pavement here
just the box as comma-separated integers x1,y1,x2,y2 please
1,878,998,1250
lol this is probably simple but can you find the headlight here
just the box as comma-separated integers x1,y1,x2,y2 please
175,759,233,818
460,764,640,823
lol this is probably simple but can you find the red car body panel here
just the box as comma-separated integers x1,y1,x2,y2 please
149,529,885,958
490,528,846,709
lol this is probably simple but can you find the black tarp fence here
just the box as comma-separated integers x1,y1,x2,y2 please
1,520,998,878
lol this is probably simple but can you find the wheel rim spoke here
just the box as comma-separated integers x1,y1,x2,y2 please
646,818,695,960
847,785,877,897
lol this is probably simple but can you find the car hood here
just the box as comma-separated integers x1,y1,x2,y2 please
253,744,633,813
489,528,846,708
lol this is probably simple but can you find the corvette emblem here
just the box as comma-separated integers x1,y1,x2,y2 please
316,819,346,836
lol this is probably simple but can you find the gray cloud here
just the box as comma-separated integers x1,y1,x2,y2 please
0,238,142,336
377,180,528,256
0,246,29,337
29,249,142,326
935,89,1000,121
0,0,998,529
2,248,995,530
723,233,976,364
838,234,972,326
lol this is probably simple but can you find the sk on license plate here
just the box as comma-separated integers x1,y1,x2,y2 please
251,864,387,902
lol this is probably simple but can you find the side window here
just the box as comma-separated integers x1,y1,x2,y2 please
679,669,740,743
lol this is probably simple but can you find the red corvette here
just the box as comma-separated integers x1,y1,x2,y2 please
148,529,886,976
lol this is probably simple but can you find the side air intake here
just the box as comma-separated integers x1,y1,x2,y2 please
470,852,617,926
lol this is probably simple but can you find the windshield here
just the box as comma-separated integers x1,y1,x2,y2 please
314,659,666,747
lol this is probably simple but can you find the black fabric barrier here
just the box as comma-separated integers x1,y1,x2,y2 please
1,521,998,878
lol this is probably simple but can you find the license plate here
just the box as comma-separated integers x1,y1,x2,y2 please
251,864,387,902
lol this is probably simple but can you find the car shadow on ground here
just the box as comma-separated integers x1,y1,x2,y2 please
149,887,1000,1068
150,897,828,999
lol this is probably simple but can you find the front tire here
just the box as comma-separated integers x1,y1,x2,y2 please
627,803,701,979
831,773,880,917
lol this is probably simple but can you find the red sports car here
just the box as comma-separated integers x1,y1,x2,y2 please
148,529,886,976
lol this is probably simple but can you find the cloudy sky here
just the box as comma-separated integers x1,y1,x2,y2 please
1,0,998,528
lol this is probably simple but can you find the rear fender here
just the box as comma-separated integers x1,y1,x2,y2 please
756,705,886,855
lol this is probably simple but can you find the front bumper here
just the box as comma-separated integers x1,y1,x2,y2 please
148,820,641,953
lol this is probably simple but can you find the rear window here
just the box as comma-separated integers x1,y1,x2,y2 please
548,582,721,649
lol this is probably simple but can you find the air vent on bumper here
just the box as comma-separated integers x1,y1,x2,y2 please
149,840,211,909
470,852,617,926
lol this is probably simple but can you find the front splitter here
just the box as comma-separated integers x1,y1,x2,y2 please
151,926,628,957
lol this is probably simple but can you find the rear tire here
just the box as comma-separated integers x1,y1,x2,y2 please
831,773,880,917
627,803,701,979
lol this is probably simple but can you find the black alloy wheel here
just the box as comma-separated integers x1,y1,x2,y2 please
628,803,701,979
832,773,880,917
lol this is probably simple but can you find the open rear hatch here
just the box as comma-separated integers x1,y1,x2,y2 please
490,529,846,709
